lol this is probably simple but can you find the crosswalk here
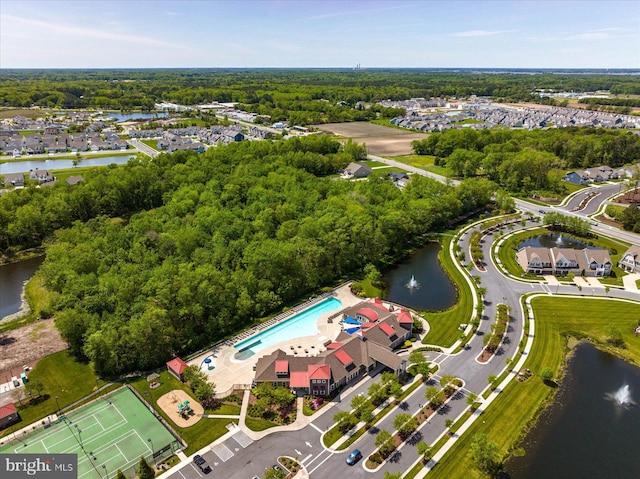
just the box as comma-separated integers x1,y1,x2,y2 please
210,430,255,462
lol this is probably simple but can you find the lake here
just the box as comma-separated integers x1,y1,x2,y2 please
0,155,136,175
0,256,44,320
383,242,457,310
504,342,640,479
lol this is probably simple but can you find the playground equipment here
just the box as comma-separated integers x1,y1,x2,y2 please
176,400,192,419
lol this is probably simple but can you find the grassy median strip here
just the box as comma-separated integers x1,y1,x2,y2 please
422,232,474,348
424,295,640,479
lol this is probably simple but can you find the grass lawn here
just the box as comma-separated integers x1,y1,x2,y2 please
0,109,46,119
369,119,412,131
0,351,103,438
245,417,278,431
426,295,640,479
369,167,411,180
129,371,234,455
389,154,437,169
141,139,160,151
364,160,388,167
422,233,474,348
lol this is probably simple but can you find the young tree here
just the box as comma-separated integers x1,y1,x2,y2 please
466,392,479,411
137,456,154,479
425,386,439,405
264,467,286,479
470,433,502,476
445,418,454,435
604,324,624,346
368,381,389,405
539,367,554,384
359,404,374,424
350,394,367,413
487,375,498,391
115,470,126,479
417,441,433,462
24,378,45,399
393,413,418,437
375,429,394,456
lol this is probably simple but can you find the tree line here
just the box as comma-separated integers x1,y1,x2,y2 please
16,136,495,377
3,69,639,120
411,128,640,194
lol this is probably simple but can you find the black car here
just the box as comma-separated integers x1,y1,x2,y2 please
193,455,211,474
346,449,362,465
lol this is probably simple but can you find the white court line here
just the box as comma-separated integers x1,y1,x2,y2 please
309,422,323,433
132,429,153,453
114,443,128,462
92,413,105,431
308,452,334,475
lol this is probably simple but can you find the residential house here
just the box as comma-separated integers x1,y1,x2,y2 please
618,245,640,273
29,169,55,183
562,170,589,185
516,246,611,277
2,173,24,187
343,162,372,179
44,124,63,135
66,176,84,186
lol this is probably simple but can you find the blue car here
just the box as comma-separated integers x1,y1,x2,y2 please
346,449,362,465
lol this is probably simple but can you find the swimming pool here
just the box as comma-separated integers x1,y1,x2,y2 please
234,297,342,359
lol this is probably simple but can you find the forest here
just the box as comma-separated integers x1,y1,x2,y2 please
411,128,640,194
9,136,495,376
2,69,640,124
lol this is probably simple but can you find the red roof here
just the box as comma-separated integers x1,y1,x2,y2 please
397,311,413,323
0,403,17,419
308,364,331,380
335,349,353,366
357,307,379,321
166,357,188,375
326,342,343,350
372,298,389,311
379,322,396,336
290,371,309,388
275,360,289,373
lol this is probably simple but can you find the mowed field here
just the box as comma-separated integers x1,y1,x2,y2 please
312,122,428,156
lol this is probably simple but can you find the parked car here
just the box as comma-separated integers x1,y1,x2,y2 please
193,455,211,474
538,209,547,214
346,449,362,465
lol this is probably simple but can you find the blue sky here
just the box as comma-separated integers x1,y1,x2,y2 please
1,1,639,68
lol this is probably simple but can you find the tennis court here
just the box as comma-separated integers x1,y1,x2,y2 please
0,387,179,479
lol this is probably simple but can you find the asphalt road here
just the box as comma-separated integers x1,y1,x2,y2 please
164,170,640,479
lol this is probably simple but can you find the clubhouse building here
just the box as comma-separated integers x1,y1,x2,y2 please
253,300,413,396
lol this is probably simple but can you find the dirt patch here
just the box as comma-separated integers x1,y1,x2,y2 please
313,122,412,138
0,319,67,379
157,389,203,428
312,122,428,156
358,134,429,156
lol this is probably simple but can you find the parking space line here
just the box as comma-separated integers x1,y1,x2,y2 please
189,463,203,478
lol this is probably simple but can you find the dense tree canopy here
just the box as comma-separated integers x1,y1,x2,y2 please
3,69,638,122
23,136,495,376
412,128,640,194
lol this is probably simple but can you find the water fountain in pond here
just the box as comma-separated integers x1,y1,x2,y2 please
606,384,636,407
406,275,419,290
556,234,564,246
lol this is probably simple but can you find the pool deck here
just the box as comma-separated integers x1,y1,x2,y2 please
188,284,363,397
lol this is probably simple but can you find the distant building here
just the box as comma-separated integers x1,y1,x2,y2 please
517,246,612,277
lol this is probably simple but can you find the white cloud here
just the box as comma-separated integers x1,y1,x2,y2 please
450,30,515,37
306,4,411,21
2,14,185,49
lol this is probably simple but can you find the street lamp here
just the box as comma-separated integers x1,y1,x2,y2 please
148,438,154,465
55,396,61,417
102,464,108,479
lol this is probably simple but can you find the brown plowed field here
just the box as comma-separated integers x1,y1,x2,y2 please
313,122,428,156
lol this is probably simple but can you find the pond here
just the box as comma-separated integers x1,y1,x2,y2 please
518,233,595,250
504,342,640,478
0,155,136,175
382,242,457,311
103,112,168,122
0,256,44,320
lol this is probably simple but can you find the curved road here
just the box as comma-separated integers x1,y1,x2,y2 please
163,164,640,479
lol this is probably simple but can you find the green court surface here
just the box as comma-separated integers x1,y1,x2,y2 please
0,388,178,479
